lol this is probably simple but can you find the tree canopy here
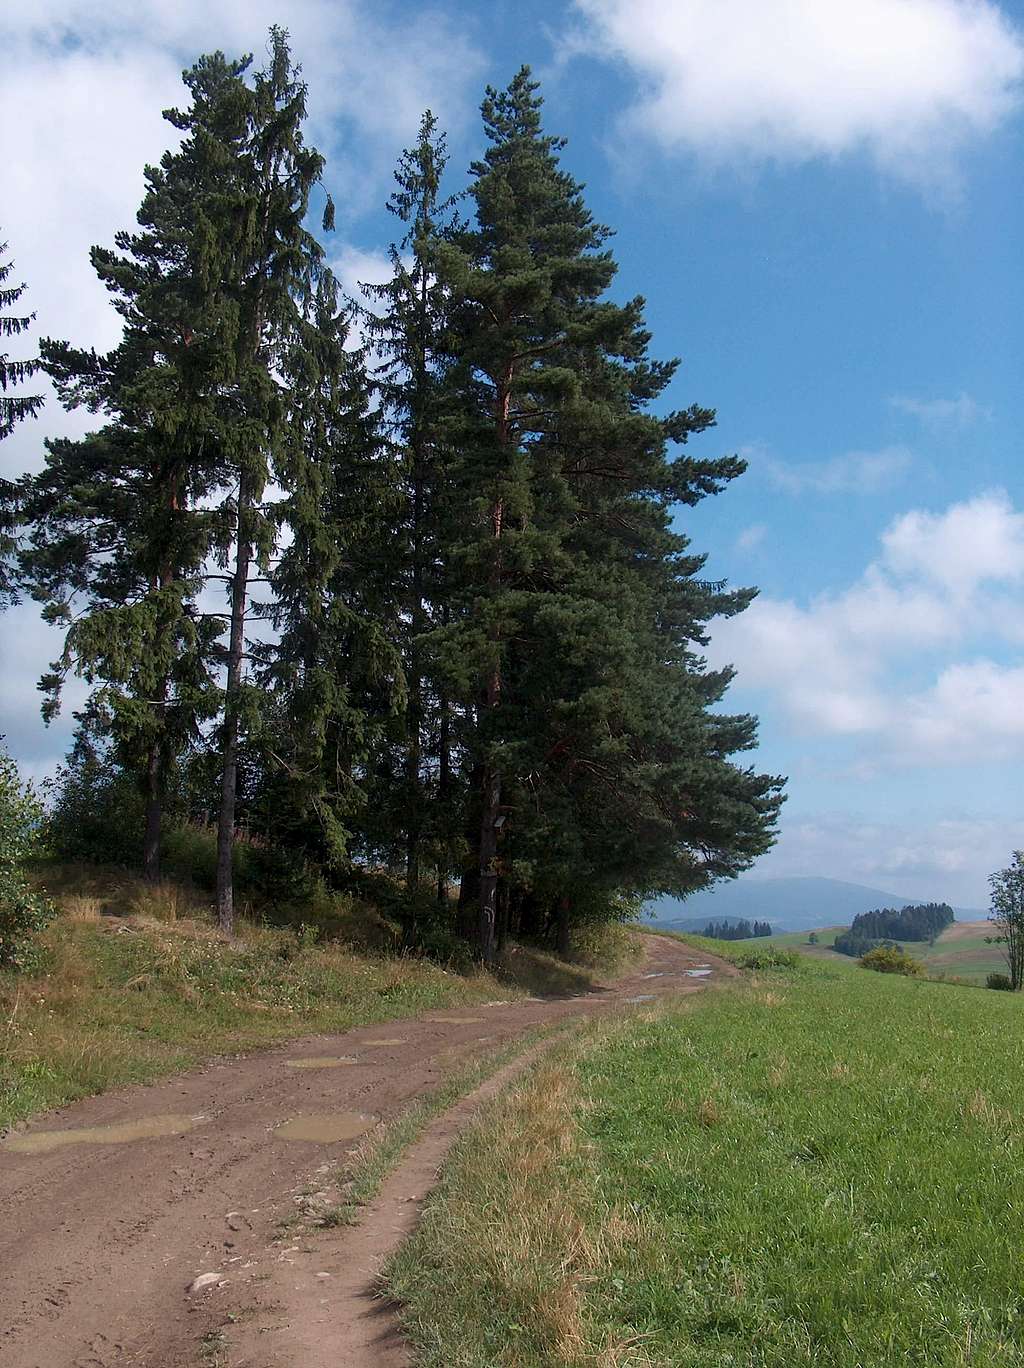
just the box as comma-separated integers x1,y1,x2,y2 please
5,36,784,958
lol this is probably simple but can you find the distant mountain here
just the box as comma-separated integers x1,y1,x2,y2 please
646,877,982,934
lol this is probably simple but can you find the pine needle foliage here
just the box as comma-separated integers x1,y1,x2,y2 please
9,47,784,959
0,239,44,441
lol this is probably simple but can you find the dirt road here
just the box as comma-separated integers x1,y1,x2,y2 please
0,935,726,1368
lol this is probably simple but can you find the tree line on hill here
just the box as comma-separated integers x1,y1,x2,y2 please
702,919,772,940
833,902,953,959
0,30,783,963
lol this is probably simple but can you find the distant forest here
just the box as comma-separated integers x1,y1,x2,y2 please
703,919,772,940
833,903,954,958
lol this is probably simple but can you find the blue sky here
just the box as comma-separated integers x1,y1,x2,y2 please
2,0,1022,904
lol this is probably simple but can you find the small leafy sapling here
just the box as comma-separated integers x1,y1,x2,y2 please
987,852,1024,991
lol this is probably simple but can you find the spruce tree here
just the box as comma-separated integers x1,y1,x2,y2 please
17,425,219,880
363,113,462,906
0,237,44,603
12,47,254,878
0,238,43,441
143,29,339,933
252,271,404,871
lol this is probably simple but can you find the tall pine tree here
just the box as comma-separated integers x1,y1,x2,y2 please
363,113,463,908
10,48,255,878
431,70,782,957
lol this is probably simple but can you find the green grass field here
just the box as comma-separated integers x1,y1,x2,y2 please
755,920,1004,985
391,945,1024,1366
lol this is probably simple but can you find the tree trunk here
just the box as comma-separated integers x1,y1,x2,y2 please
216,474,253,936
435,689,451,907
405,250,431,896
478,756,500,962
556,895,571,960
496,882,509,956
141,738,163,883
476,364,513,963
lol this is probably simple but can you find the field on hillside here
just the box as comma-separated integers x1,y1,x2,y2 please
392,942,1024,1367
913,921,1004,984
762,925,845,955
754,920,1003,985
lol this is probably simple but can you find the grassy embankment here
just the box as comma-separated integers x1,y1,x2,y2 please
391,934,1024,1367
0,864,636,1131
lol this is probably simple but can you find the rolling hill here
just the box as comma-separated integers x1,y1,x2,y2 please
646,876,982,934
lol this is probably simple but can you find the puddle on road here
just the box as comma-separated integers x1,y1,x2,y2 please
428,1016,484,1025
275,1112,375,1144
2,1113,199,1154
626,994,657,1003
284,1056,358,1069
685,969,713,978
362,1038,407,1047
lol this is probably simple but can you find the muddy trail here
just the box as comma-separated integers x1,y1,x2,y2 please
0,935,729,1368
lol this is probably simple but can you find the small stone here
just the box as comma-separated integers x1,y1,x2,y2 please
316,1272,331,1279
187,1272,224,1294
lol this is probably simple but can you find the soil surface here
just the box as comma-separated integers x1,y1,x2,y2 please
0,935,729,1368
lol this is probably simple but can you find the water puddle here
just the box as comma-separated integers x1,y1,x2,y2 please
2,1113,199,1155
284,1056,358,1069
626,994,657,1003
428,1016,484,1025
642,972,666,979
275,1112,375,1144
685,968,713,978
362,1038,407,1047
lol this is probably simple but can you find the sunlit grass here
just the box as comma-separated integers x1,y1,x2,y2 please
0,868,631,1130
391,954,1024,1366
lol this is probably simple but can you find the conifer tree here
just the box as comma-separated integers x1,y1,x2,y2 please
141,28,339,932
11,48,254,879
432,70,782,957
363,113,462,903
253,272,404,869
16,426,219,880
0,237,44,603
0,238,43,441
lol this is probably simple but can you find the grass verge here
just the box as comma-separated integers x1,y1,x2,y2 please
389,951,1024,1367
319,1023,569,1228
1,868,631,1131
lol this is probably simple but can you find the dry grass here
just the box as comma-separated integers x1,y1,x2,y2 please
389,1027,657,1368
1,865,626,1131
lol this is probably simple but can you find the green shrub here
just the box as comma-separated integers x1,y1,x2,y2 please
860,945,923,977
735,946,800,970
986,971,1014,991
45,751,145,866
0,744,56,971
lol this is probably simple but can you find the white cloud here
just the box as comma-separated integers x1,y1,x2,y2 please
574,0,1024,187
880,492,1024,592
735,523,767,553
712,492,1024,758
757,812,1020,905
0,1,484,480
758,444,913,496
890,391,993,429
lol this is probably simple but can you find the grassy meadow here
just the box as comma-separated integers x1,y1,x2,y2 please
756,920,1003,985
390,944,1024,1367
0,864,630,1131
